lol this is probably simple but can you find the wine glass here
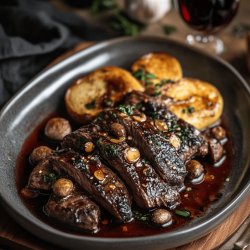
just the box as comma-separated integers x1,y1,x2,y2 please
176,0,240,54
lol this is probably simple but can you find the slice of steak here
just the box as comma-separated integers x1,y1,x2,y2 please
123,91,207,161
50,150,133,222
98,109,186,188
28,159,57,191
62,122,180,209
45,193,100,233
96,137,180,209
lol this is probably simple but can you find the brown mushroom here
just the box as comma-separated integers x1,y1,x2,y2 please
208,139,224,163
52,178,74,197
186,160,204,179
29,146,53,166
110,123,126,138
211,126,226,140
44,117,72,141
151,209,172,227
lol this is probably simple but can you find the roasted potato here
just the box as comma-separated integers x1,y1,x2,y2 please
131,52,183,84
163,78,223,130
65,66,144,123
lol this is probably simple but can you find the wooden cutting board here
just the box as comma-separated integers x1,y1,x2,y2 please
0,42,249,250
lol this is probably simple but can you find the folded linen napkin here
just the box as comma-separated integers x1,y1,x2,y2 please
0,0,112,106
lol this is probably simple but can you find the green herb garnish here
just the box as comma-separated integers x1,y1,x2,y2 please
133,209,151,222
147,111,159,120
232,23,250,38
132,68,156,85
162,25,177,36
43,172,57,183
91,0,117,14
110,13,142,36
85,100,96,109
97,139,118,158
175,209,191,218
160,79,176,85
182,106,195,114
118,104,135,116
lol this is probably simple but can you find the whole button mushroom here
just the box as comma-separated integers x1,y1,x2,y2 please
45,117,72,141
186,160,204,181
110,123,126,138
52,178,74,197
211,126,226,140
151,209,172,227
29,146,53,166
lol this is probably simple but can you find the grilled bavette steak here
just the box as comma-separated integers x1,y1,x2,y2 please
97,109,187,188
62,127,180,209
124,91,206,162
97,137,180,209
45,193,100,233
50,150,133,222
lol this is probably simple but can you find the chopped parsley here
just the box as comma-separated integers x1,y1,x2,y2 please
97,139,118,157
90,0,117,14
232,23,250,38
85,100,96,109
182,106,195,114
43,172,57,183
162,25,177,36
133,209,151,222
132,68,156,85
151,83,162,96
118,104,136,116
110,13,142,36
147,111,159,120
160,79,175,85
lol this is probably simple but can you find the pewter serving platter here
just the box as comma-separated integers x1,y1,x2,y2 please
0,36,249,250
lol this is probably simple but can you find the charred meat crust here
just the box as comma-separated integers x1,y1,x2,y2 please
50,150,133,222
62,124,180,210
96,137,180,209
45,193,100,233
123,91,206,161
99,109,187,187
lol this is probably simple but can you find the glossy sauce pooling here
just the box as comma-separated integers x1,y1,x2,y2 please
16,115,232,238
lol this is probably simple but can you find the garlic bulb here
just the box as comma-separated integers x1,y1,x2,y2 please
124,0,171,24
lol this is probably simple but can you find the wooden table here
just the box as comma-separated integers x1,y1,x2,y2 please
1,0,250,249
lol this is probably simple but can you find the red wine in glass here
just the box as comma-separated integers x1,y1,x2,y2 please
176,0,240,54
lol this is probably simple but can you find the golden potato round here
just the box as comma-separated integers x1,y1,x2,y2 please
65,66,144,124
131,52,183,84
164,78,223,130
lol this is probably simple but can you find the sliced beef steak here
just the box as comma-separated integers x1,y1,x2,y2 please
62,122,180,209
98,109,186,188
50,150,133,222
124,91,207,161
96,137,180,209
45,193,100,233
